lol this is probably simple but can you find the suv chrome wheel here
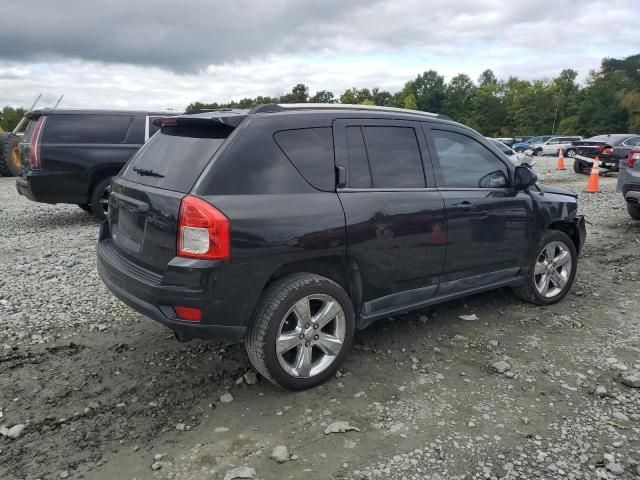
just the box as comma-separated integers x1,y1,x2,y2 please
276,294,346,378
534,241,572,298
99,184,111,216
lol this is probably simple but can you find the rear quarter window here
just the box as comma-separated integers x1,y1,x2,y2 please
120,125,229,193
42,114,133,144
274,127,335,192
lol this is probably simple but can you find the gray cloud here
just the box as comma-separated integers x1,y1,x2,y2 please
1,0,637,72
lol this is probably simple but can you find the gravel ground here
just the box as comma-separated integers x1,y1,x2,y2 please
1,160,640,480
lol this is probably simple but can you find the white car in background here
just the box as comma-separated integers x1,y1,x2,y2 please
488,138,536,168
527,136,583,157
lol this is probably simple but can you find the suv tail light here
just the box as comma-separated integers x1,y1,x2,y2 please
28,116,46,169
177,195,230,260
628,150,640,169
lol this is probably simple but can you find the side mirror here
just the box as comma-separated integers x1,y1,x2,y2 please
514,165,537,191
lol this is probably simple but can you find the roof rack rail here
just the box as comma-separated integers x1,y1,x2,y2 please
249,102,451,120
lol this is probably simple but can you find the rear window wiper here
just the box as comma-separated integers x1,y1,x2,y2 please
133,167,164,178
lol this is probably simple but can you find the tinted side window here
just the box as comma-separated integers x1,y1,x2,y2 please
431,130,509,189
362,126,425,188
42,114,133,144
274,127,335,191
346,127,371,188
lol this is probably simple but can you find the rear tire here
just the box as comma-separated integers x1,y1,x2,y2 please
78,204,93,214
0,133,21,177
90,177,112,221
245,273,355,390
565,148,576,158
573,159,589,174
628,202,640,220
512,230,577,305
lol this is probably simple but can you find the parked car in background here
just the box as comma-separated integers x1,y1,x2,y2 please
514,136,534,143
512,135,553,153
527,136,583,157
487,138,536,168
97,103,585,390
572,134,640,174
15,109,176,220
620,150,640,219
493,137,516,147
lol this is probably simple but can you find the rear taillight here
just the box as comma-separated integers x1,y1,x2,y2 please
177,195,230,260
602,147,613,156
628,150,640,169
28,117,46,169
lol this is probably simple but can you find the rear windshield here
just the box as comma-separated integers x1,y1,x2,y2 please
120,125,229,193
21,118,39,143
42,114,133,144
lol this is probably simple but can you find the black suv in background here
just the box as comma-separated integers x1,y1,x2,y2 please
97,104,586,390
16,109,176,220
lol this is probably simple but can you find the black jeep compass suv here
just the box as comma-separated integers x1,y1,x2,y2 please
97,104,586,390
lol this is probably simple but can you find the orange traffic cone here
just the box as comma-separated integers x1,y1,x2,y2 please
585,155,601,193
556,148,566,170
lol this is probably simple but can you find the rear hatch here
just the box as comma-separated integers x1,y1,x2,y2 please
108,113,245,273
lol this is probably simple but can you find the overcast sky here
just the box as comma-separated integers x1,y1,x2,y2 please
1,0,638,110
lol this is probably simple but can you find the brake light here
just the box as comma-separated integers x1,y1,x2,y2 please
29,116,46,169
177,195,230,260
173,305,202,322
628,150,640,169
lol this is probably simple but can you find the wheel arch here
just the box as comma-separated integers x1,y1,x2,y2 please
548,221,582,254
261,255,363,317
87,166,121,197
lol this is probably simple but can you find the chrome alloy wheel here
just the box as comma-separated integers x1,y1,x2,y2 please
100,184,111,216
534,241,573,298
276,294,346,378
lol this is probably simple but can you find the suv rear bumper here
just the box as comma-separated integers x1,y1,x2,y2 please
16,171,90,204
96,224,247,342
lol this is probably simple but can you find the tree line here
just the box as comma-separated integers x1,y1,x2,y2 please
188,53,640,137
1,54,638,137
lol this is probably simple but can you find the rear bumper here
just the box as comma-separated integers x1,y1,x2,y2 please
574,155,619,171
15,170,90,204
96,224,246,342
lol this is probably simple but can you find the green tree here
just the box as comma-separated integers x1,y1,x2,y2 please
309,90,336,103
0,106,26,131
401,70,446,112
443,74,476,124
403,93,417,110
279,83,310,103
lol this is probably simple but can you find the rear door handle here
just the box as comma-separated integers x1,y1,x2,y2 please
450,201,476,211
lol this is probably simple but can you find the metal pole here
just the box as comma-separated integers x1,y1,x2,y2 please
53,94,64,109
12,94,42,134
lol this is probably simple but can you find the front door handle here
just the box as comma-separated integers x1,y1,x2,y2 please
450,201,476,211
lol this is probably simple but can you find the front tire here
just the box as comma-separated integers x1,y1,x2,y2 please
90,177,112,221
246,273,355,390
628,203,640,220
512,230,577,305
534,149,544,157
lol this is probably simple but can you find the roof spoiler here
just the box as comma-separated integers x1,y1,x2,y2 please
153,114,246,129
